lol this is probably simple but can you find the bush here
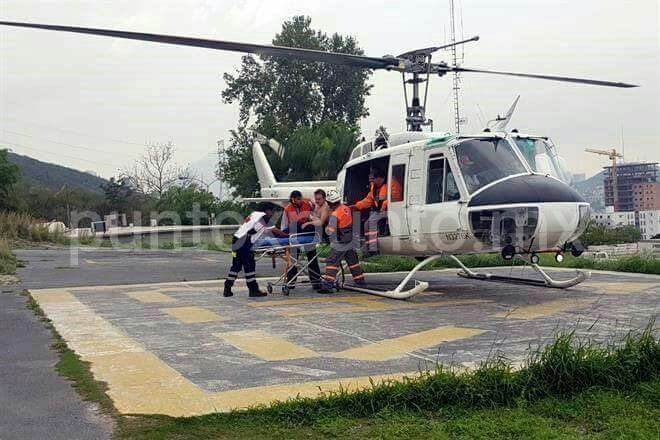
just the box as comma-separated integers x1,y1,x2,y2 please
581,221,641,246
0,238,18,274
0,211,66,244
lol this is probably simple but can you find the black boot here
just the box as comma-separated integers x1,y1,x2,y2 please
223,285,233,297
248,283,267,297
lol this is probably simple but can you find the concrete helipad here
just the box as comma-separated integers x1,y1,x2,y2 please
30,268,658,417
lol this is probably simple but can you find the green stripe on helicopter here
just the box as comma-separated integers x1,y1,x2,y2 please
424,133,455,148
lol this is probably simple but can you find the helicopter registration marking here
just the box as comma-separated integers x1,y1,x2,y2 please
443,231,472,241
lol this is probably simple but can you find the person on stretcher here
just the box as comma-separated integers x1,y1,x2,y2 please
280,190,322,291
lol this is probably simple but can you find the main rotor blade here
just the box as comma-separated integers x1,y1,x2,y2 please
0,21,400,70
443,66,638,88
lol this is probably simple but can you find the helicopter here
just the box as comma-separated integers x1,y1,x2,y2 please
0,20,639,299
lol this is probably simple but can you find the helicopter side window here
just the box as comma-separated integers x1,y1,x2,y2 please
427,157,461,204
390,164,405,203
444,166,460,201
426,158,445,204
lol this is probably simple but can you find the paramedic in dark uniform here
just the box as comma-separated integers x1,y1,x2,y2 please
223,204,287,298
319,189,365,293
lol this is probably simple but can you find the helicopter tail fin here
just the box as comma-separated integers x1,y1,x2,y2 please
252,141,278,188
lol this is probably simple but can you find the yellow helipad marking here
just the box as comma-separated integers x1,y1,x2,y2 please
278,299,489,317
207,372,417,412
334,326,486,361
246,296,379,307
87,351,212,416
162,306,223,323
217,330,319,361
579,281,658,295
494,298,595,320
125,291,176,303
36,288,415,416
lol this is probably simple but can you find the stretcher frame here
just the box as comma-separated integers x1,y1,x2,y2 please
253,233,343,295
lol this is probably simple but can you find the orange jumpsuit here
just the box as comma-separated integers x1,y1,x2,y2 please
323,204,364,286
354,180,403,252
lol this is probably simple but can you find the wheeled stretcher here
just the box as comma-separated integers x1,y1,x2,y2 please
252,233,343,295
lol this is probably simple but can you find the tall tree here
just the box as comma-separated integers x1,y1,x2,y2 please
123,141,186,199
218,16,370,197
0,149,19,210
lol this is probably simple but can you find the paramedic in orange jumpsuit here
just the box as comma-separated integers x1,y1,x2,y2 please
319,190,365,293
350,169,402,256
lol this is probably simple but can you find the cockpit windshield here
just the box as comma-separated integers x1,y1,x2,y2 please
454,138,528,194
514,137,571,183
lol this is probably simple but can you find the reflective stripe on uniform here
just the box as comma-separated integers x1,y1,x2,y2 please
349,263,361,270
353,273,364,280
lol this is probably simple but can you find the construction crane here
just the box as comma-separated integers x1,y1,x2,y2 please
585,147,624,211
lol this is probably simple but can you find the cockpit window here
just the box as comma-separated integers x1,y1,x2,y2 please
455,138,527,194
513,137,568,182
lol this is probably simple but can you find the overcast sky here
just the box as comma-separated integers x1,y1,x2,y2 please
1,0,658,180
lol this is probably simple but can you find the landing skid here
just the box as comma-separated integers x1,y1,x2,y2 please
339,255,444,300
449,255,590,289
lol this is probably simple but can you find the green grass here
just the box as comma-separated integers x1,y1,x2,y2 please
24,293,118,419
360,252,660,275
0,211,66,244
22,292,660,439
0,238,18,274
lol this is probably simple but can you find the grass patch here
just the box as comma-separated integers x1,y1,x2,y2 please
361,252,660,275
0,211,66,244
23,293,117,419
0,238,18,275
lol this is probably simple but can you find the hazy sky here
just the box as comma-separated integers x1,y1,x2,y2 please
1,0,658,179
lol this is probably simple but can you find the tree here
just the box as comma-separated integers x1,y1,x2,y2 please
158,184,217,226
218,16,370,197
123,141,186,199
0,149,19,210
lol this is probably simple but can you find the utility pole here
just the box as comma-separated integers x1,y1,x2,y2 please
449,0,461,134
216,139,225,201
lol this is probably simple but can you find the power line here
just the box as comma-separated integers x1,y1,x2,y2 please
0,128,130,156
0,116,145,147
0,139,125,168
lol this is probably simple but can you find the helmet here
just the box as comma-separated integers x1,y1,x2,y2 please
326,189,341,203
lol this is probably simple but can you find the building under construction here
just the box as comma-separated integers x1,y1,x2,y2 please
603,162,659,211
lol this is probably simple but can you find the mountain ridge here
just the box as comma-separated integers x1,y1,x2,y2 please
7,151,109,194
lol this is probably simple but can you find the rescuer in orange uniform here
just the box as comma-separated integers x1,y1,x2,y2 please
282,190,322,291
350,169,402,256
319,189,365,293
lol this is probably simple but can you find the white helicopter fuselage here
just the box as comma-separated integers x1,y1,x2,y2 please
338,130,589,257
253,130,589,258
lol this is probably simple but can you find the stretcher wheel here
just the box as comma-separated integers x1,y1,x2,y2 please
267,283,273,294
282,285,290,296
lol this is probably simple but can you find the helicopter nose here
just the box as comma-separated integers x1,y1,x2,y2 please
467,174,588,251
467,174,585,207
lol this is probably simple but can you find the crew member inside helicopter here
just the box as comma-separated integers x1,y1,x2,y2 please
350,168,402,256
282,190,322,291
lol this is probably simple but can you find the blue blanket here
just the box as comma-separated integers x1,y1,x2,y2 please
253,234,318,249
